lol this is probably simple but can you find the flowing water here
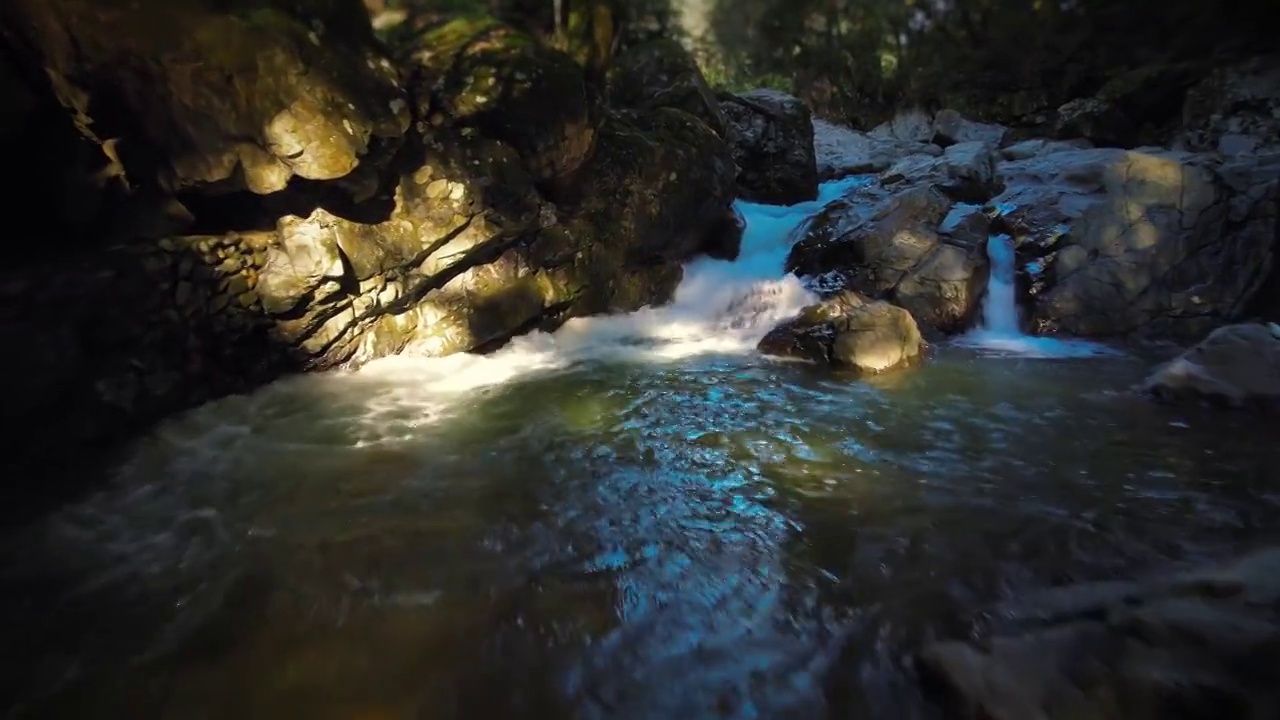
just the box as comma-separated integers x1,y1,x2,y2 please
3,179,1280,719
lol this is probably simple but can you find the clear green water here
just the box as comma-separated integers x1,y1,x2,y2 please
3,346,1278,719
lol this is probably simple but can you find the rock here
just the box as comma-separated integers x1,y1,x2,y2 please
1,0,410,195
993,147,1279,338
882,142,1003,203
1053,64,1201,148
407,16,596,185
1141,323,1280,410
813,118,942,179
0,10,740,486
870,109,935,144
1181,57,1280,157
608,39,725,137
932,109,1009,148
720,89,819,204
918,547,1280,720
787,185,989,333
1000,137,1095,161
757,291,924,374
1054,96,1137,147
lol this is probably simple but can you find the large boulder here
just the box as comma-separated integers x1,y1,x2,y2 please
0,10,739,484
720,89,819,204
607,39,725,137
409,16,597,185
919,547,1280,720
1141,322,1280,410
882,141,1004,203
787,185,990,333
758,291,924,374
993,147,1279,338
0,0,411,196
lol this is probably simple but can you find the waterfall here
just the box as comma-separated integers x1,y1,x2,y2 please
956,230,1115,358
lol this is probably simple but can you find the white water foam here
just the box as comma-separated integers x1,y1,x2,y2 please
354,176,871,399
956,232,1117,358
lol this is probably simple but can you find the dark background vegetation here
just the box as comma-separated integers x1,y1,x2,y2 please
376,0,1280,128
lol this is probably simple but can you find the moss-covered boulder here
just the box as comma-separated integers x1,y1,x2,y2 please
405,16,597,185
719,89,819,205
608,39,726,137
0,0,411,195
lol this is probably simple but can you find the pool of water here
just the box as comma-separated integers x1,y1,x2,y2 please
3,346,1278,719
3,178,1278,719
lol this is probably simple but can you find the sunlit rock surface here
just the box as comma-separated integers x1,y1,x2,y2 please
788,185,989,334
1,0,410,195
919,547,1280,720
720,88,819,205
758,291,923,374
1142,322,1280,410
0,3,738,478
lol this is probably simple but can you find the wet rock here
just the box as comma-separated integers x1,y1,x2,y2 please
882,142,1003,204
720,89,819,204
1141,322,1280,410
994,147,1279,338
408,16,596,184
788,185,989,333
932,109,1009,148
813,119,942,179
758,291,923,374
1,0,410,195
609,39,725,137
919,547,1280,720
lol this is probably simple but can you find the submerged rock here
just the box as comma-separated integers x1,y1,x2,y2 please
1141,322,1280,410
788,185,989,333
720,89,819,204
757,291,923,374
918,547,1280,720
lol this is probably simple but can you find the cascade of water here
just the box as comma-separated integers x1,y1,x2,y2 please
956,229,1116,358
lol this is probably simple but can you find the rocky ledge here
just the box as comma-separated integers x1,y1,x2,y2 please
0,0,751,484
919,547,1280,720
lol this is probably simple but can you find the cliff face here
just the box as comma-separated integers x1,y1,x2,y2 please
0,0,740,487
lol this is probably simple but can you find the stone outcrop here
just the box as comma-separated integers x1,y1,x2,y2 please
757,291,923,374
608,38,726,138
996,147,1278,339
0,2,739,482
919,547,1280,720
788,184,990,334
720,89,819,205
1142,322,1280,410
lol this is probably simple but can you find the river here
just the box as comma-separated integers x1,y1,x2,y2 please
3,179,1278,719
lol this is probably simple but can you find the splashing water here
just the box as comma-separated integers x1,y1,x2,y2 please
353,176,872,413
957,232,1117,358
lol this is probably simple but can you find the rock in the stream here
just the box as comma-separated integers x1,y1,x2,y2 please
994,146,1279,339
932,109,1009,148
918,547,1280,720
882,141,1003,203
758,291,923,374
720,89,819,204
813,118,942,179
1141,322,1280,410
788,185,989,333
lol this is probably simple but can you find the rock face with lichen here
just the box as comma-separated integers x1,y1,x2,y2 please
0,2,738,482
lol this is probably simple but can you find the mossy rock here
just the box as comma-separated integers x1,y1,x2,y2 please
608,39,726,137
2,0,411,194
406,16,598,184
